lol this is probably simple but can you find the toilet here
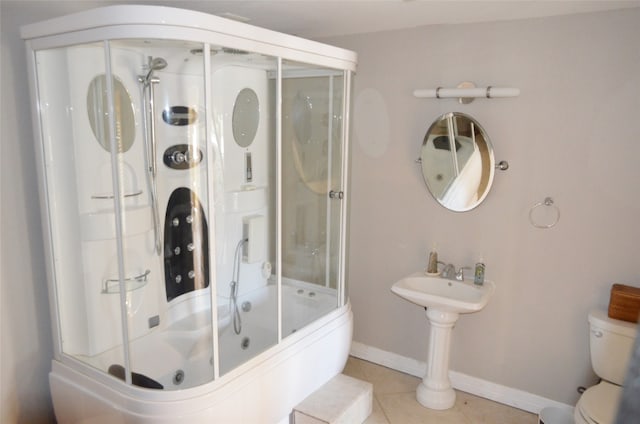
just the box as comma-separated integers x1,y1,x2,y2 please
574,309,637,424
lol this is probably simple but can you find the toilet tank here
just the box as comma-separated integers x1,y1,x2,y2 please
588,309,638,385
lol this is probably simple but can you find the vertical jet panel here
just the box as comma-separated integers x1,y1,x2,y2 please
164,187,209,301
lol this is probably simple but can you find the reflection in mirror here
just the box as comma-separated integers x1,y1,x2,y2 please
232,87,260,147
293,93,313,144
420,112,494,212
87,74,136,153
289,84,342,195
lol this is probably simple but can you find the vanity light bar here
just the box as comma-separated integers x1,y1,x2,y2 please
413,86,520,99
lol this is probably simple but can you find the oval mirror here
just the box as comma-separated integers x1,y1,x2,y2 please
420,112,495,212
87,74,135,153
232,88,260,147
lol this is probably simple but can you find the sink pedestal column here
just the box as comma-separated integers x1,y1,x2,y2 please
416,308,459,410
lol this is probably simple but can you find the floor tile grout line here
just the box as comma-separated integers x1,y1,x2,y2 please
372,393,392,424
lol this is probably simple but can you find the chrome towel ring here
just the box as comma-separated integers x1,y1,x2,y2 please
529,197,560,229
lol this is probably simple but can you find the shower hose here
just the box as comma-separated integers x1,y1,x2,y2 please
229,238,248,335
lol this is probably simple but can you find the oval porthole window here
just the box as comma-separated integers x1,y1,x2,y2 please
232,88,260,147
87,74,136,153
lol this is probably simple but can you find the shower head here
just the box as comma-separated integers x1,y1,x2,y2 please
142,56,167,84
149,57,168,71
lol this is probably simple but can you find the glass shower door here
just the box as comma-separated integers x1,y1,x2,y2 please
280,62,347,335
34,41,143,378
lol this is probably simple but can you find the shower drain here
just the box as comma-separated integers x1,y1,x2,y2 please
173,369,185,385
241,337,251,350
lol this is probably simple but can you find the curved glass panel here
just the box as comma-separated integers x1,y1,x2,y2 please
35,43,139,379
35,39,215,390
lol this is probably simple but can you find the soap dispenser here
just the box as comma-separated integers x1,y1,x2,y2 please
474,257,485,285
426,244,439,275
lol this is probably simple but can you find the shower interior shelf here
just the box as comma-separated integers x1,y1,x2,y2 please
102,269,150,294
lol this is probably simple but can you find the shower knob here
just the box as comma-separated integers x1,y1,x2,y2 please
172,217,180,227
171,151,186,164
163,145,204,170
175,275,182,284
174,246,181,255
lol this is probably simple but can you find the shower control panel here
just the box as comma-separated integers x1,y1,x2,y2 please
163,144,203,170
162,106,198,126
164,187,209,302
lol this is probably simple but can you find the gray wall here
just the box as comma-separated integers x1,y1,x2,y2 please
1,3,57,423
326,8,640,405
1,3,638,422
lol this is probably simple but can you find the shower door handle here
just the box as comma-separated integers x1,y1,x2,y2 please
329,190,344,200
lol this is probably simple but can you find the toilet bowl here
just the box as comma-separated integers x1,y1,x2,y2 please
574,309,636,424
574,381,621,424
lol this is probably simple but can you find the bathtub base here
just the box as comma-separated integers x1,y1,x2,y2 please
50,302,353,424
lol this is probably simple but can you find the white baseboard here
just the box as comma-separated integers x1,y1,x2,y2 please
350,341,574,415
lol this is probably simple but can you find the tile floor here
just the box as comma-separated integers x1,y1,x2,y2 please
342,356,538,424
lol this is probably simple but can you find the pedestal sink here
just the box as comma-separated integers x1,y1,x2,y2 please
391,272,495,410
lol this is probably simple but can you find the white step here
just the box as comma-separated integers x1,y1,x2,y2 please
292,374,373,424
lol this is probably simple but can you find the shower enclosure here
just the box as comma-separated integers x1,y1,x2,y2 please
22,5,356,423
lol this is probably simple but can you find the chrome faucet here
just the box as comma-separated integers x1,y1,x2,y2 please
455,266,472,281
440,263,456,280
440,263,470,281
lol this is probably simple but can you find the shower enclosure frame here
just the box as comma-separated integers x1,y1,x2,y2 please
22,5,356,422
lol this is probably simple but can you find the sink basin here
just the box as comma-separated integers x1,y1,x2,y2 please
392,272,495,314
391,272,496,410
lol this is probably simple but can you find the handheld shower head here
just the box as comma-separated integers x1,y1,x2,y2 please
143,57,167,83
149,57,167,71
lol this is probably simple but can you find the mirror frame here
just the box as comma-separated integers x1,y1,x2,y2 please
420,112,495,212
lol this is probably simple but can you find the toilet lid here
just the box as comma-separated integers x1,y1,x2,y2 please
579,382,621,424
